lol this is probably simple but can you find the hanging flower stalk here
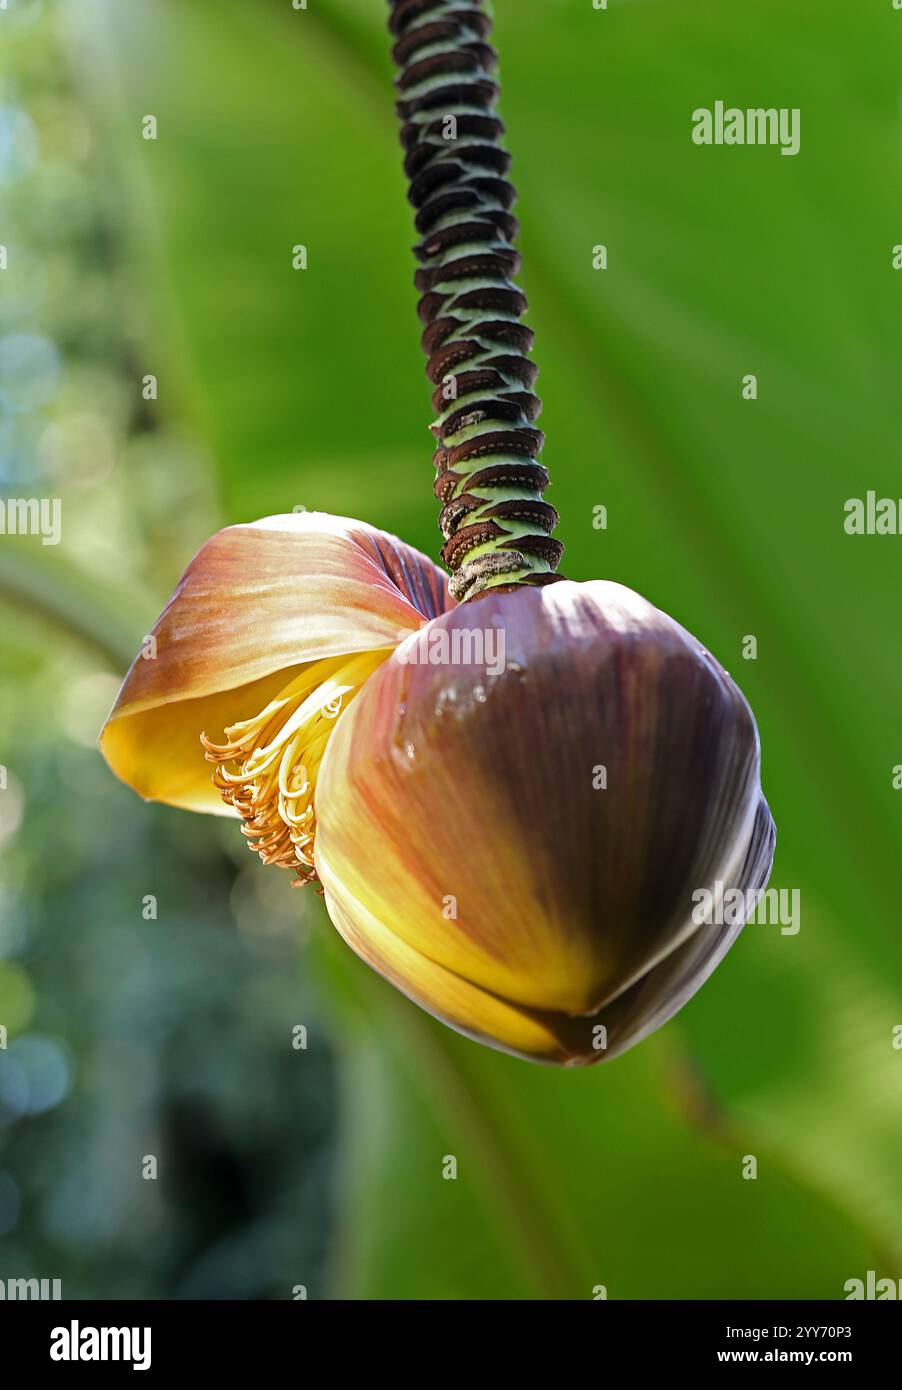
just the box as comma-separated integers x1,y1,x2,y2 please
101,0,774,1066
393,0,560,602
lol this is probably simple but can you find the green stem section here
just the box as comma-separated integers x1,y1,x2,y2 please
0,548,143,672
388,0,563,601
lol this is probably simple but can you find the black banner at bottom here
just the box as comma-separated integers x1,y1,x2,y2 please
0,1298,897,1374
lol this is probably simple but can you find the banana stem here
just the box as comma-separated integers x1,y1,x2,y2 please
388,0,563,601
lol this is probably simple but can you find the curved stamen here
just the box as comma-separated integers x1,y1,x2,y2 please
201,650,388,884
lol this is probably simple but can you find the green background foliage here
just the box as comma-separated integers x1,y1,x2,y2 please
0,0,900,1298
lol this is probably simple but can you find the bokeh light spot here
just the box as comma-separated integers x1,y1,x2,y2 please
0,961,35,1035
0,334,61,412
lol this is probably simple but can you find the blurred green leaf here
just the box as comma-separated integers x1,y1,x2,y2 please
0,546,143,669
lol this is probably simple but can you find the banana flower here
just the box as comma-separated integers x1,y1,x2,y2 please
100,0,775,1066
101,510,773,1066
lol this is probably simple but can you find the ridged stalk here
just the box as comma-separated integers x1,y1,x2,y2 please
388,0,564,602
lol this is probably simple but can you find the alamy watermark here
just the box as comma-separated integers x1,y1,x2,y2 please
0,1276,62,1300
0,496,62,545
844,1271,902,1300
50,1321,151,1371
397,625,507,677
843,492,902,535
692,881,800,935
692,102,800,157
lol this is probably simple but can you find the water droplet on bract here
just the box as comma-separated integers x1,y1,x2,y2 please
433,685,457,718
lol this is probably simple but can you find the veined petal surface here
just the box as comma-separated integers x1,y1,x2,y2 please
101,512,452,811
315,580,774,1056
